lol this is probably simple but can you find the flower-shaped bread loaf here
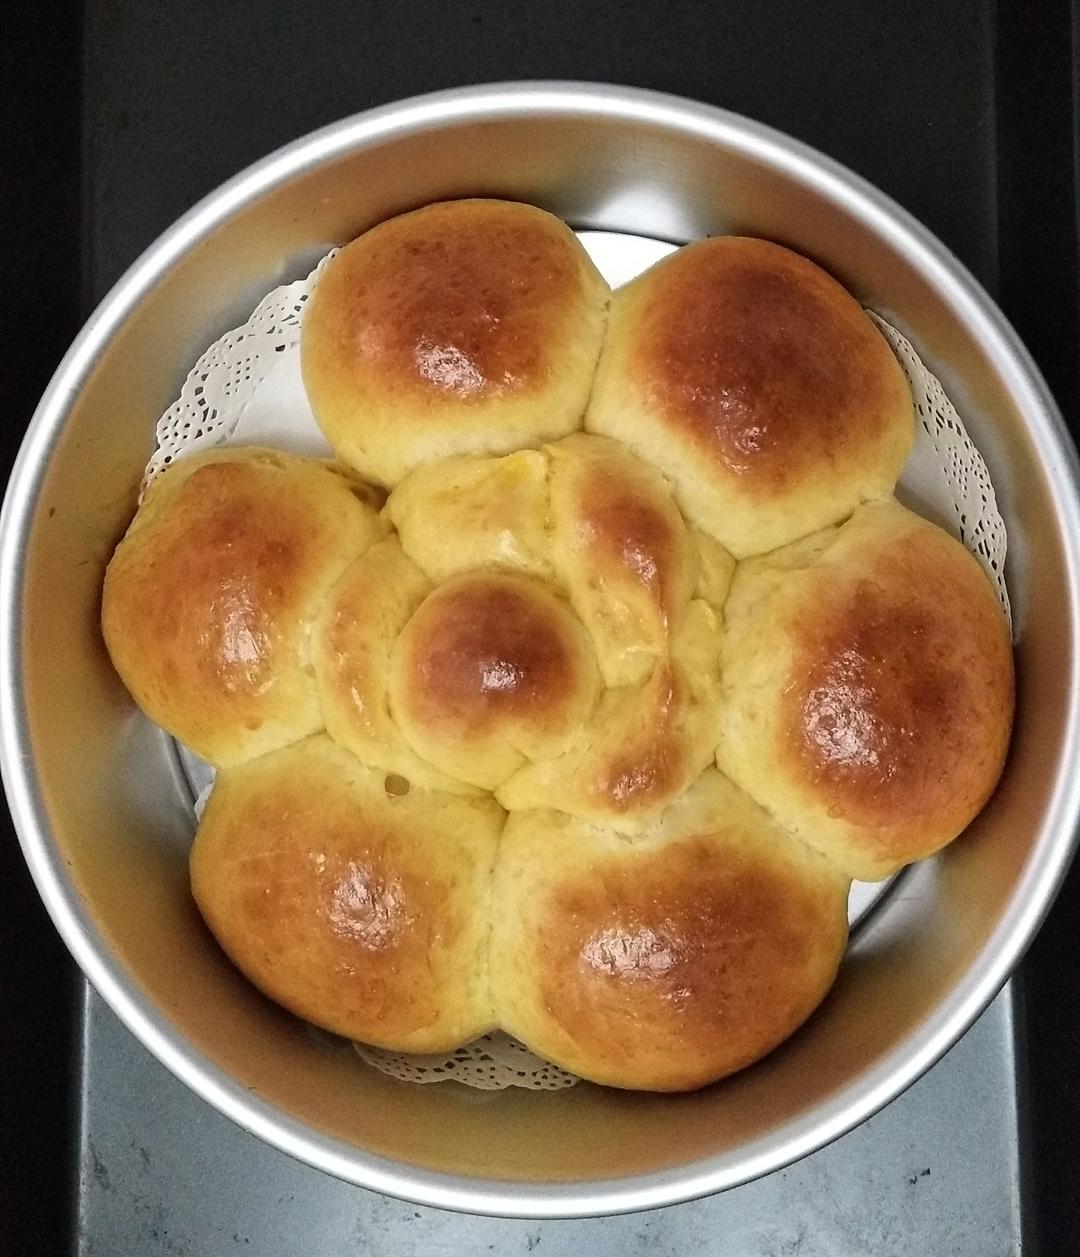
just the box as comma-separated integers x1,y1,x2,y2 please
102,199,1013,1091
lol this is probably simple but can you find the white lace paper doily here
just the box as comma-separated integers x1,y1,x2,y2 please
154,232,1012,1093
353,1034,579,1092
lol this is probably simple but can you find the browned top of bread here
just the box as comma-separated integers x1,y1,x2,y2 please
191,735,502,1052
719,499,1014,879
301,199,609,486
785,515,1013,830
311,200,582,403
637,238,901,484
586,236,914,556
490,770,850,1090
101,449,384,767
389,572,601,789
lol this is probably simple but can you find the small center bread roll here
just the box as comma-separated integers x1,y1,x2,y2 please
585,236,915,557
101,448,385,767
718,498,1014,880
311,537,477,795
301,199,609,486
389,573,602,789
490,769,850,1091
191,735,502,1053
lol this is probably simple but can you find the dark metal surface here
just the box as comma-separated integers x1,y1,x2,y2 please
994,4,1080,1252
0,5,81,1254
81,0,1001,301
76,986,1022,1256
4,0,1078,1250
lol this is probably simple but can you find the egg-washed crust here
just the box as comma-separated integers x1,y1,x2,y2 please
586,236,914,557
191,735,502,1053
102,208,1013,1091
301,199,610,486
719,498,1014,880
101,447,386,768
490,770,850,1090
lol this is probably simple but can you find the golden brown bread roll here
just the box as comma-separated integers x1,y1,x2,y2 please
191,735,502,1052
389,571,603,790
102,448,385,767
718,498,1014,880
585,236,915,557
301,199,609,487
99,212,1016,1092
490,768,850,1091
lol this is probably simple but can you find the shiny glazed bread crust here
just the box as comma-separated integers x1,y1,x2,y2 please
102,212,1014,1091
301,199,609,487
490,770,849,1091
585,236,915,558
101,447,386,768
191,735,502,1052
718,498,1015,880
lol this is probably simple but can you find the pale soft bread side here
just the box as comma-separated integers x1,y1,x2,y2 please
386,449,552,582
311,537,478,795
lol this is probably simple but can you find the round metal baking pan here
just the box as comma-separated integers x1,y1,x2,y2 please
2,82,1078,1217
